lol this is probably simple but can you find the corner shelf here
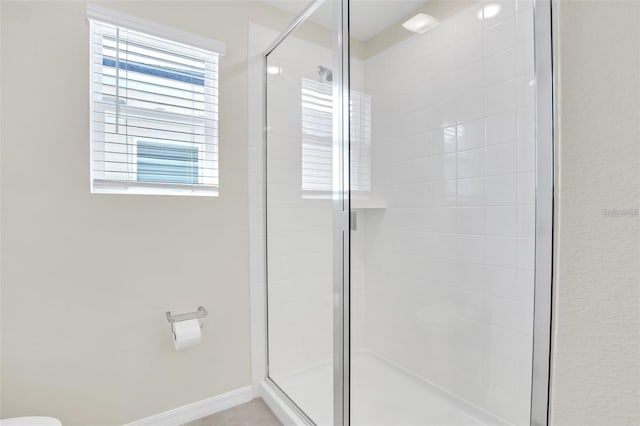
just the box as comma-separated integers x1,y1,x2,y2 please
351,193,386,210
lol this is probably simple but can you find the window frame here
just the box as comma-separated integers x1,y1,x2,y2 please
87,5,225,197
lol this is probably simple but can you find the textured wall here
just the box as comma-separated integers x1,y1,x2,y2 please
551,1,640,425
0,0,3,411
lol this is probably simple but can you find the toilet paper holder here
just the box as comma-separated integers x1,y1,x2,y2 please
166,306,208,329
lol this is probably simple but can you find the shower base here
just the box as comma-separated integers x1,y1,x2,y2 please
267,351,512,426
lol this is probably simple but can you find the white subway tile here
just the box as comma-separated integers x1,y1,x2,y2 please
485,265,518,299
457,177,485,206
415,207,435,232
457,207,485,234
516,37,535,76
443,126,458,153
516,7,534,46
486,142,517,175
517,138,535,172
413,158,432,183
517,172,535,205
404,132,431,159
517,106,536,139
444,154,458,179
430,128,445,156
483,17,516,56
455,5,484,38
516,0,533,13
456,262,489,293
457,148,485,178
415,183,434,207
457,90,485,122
390,184,413,207
497,297,534,335
457,119,486,151
428,154,457,181
403,86,428,112
423,234,451,259
427,49,456,77
456,235,486,263
424,105,442,132
432,207,458,233
455,32,484,67
487,332,533,422
517,237,535,270
517,205,535,237
459,61,485,94
431,74,456,104
484,48,516,86
485,206,518,236
517,269,535,302
485,174,518,205
485,236,518,267
428,18,458,49
432,179,458,206
485,79,517,116
415,107,435,134
516,74,535,107
442,99,459,128
391,161,406,184
486,110,518,145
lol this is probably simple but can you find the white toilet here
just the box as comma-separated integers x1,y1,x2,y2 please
0,417,61,426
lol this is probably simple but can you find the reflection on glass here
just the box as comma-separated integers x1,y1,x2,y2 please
264,2,336,424
301,78,372,194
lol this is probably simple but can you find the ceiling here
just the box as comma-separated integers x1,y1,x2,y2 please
261,0,430,42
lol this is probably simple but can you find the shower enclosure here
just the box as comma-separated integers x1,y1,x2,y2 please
256,0,553,424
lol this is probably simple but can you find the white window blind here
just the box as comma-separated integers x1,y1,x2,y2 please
89,9,223,196
301,78,371,193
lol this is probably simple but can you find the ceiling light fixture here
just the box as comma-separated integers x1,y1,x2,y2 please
402,13,439,34
477,4,502,20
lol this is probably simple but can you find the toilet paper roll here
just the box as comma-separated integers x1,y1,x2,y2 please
172,319,201,350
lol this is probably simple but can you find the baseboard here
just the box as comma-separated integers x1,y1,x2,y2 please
123,386,254,426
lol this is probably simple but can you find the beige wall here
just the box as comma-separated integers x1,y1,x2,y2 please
0,1,295,425
551,1,640,425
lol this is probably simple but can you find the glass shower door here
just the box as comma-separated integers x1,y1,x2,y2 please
264,1,345,424
349,1,542,425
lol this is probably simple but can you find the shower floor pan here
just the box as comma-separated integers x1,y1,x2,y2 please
272,351,513,426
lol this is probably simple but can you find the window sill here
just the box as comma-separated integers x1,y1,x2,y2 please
91,179,218,197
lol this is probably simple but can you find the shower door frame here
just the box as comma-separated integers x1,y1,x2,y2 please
530,0,554,425
261,0,349,424
259,0,555,425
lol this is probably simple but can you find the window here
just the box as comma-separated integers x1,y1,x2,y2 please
88,6,225,196
301,78,371,193
136,139,199,184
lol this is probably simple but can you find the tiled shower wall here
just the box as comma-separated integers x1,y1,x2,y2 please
356,1,536,423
